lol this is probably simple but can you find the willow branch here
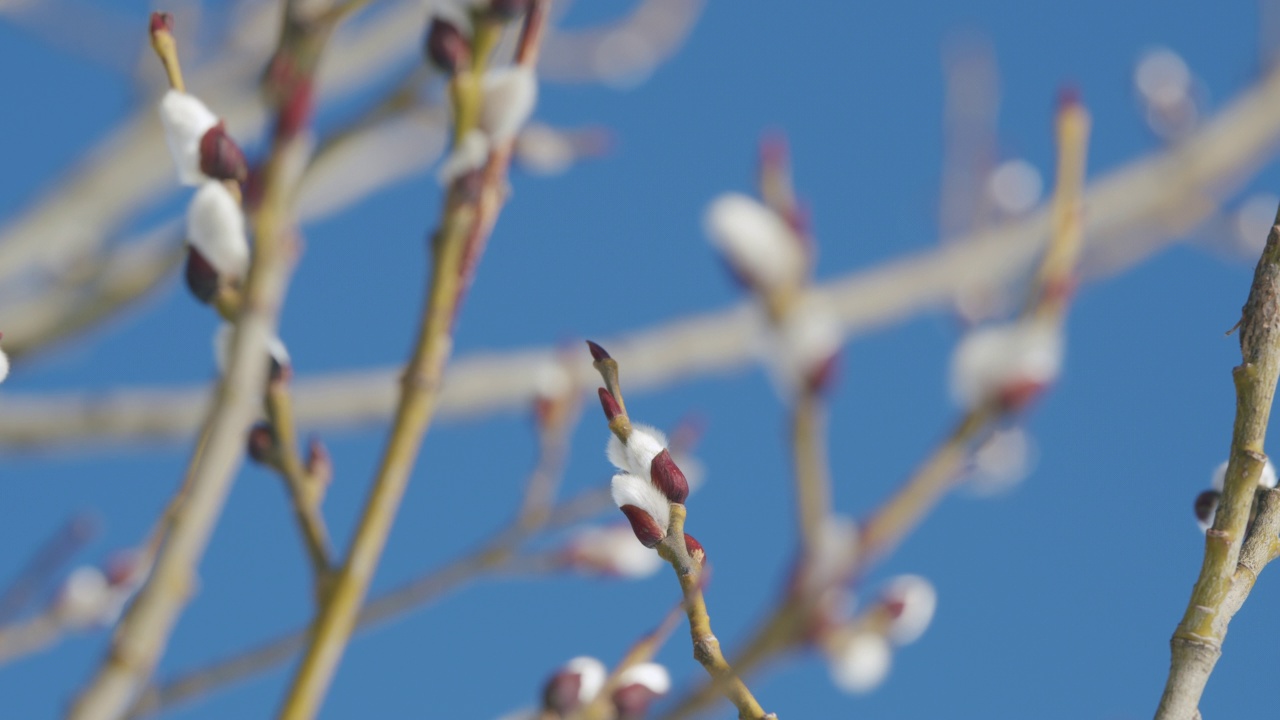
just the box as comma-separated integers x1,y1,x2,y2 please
64,8,351,716
130,461,610,719
7,66,1280,452
263,380,334,598
276,10,555,717
1154,198,1280,719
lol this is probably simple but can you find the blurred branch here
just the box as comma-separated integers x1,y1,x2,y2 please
1154,199,1280,719
7,64,1280,450
128,450,611,719
65,6,348,716
0,0,702,304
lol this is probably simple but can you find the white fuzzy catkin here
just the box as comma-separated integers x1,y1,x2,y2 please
213,323,290,374
760,297,843,395
0,346,8,384
801,515,859,596
615,662,671,695
514,123,577,176
950,320,1063,409
1211,458,1279,491
480,66,538,143
610,472,671,533
436,129,491,186
881,575,937,646
159,90,220,185
563,656,607,705
54,567,111,627
566,525,662,578
187,181,250,279
704,193,806,292
829,632,893,694
606,424,668,479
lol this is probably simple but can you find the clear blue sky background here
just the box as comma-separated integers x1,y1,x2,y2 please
2,1,1278,718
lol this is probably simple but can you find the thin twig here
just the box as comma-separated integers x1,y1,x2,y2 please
264,380,334,598
660,92,1091,720
274,6,555,718
1154,199,1280,719
9,63,1280,451
129,466,610,719
64,8,351,717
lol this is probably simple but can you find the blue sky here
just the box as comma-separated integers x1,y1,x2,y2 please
2,1,1279,718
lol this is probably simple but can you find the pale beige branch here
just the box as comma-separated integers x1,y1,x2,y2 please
6,65,1280,450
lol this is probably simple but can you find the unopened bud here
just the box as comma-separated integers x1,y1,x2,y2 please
306,437,333,487
619,505,666,548
247,422,278,465
424,17,470,73
597,387,623,423
586,340,611,362
880,575,936,646
649,449,689,504
542,656,605,713
149,12,174,36
612,663,671,719
1194,489,1220,532
184,247,220,304
199,123,248,182
683,533,705,566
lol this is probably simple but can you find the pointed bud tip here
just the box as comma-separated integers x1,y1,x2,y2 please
586,340,611,362
650,449,690,504
149,12,174,35
1057,85,1082,111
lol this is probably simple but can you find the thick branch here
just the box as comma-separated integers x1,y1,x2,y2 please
1154,203,1280,720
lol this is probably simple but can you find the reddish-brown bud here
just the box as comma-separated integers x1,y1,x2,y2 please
597,387,623,422
586,340,611,362
247,422,277,465
613,684,661,719
104,550,143,588
184,248,220,304
649,450,689,504
1194,490,1221,525
1058,84,1082,112
306,437,333,487
424,17,471,73
542,671,584,713
198,123,248,182
806,351,840,396
997,378,1049,412
275,79,314,141
619,505,665,548
149,12,174,36
683,533,705,566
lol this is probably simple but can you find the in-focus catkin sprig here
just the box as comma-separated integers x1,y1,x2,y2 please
586,341,773,720
151,14,252,320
